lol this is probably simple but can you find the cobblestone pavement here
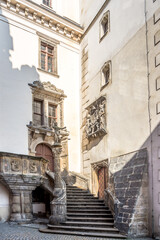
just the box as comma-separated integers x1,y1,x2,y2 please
0,223,154,240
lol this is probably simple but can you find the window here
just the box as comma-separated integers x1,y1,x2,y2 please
101,61,111,90
100,11,110,42
33,100,43,126
48,104,57,127
41,42,54,73
43,0,51,7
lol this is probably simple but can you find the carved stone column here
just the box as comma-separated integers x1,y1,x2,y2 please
49,146,66,225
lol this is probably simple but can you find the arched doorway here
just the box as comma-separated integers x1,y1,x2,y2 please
35,143,54,171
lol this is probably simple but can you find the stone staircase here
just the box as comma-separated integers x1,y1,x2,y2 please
40,185,126,238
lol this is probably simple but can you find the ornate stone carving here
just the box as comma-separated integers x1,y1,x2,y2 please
41,16,45,25
11,159,20,172
33,12,37,21
85,96,106,139
16,3,20,12
25,8,29,17
29,161,37,173
49,20,53,28
7,0,11,8
91,159,108,172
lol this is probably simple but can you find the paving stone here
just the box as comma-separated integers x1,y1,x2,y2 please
0,223,154,240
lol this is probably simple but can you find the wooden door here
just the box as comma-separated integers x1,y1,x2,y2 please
35,144,54,172
98,167,108,199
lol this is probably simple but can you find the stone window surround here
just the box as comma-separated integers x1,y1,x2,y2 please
156,102,160,115
156,76,160,90
155,53,160,67
99,10,110,42
29,81,66,128
100,60,112,91
154,30,160,46
37,32,59,78
154,10,160,24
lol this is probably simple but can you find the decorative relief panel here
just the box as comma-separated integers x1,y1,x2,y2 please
85,96,106,139
29,161,38,173
11,159,21,172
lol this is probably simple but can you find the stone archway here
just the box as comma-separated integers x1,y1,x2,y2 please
35,144,54,172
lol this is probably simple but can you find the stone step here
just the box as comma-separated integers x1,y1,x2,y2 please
67,198,103,202
67,202,104,206
66,191,94,197
39,228,126,238
67,190,89,193
67,212,113,217
67,209,111,213
62,221,114,228
66,217,114,222
66,187,86,190
67,196,99,199
47,224,119,234
67,206,108,209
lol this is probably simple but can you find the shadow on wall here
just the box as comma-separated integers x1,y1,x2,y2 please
0,8,40,153
108,149,148,237
106,120,160,237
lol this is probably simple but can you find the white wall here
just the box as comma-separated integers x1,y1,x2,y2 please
0,184,10,222
0,7,80,171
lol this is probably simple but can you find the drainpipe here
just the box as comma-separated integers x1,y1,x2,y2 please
144,0,154,237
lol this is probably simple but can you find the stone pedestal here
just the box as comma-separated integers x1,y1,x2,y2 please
10,190,33,222
49,146,66,225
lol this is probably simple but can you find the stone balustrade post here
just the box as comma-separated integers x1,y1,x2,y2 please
49,146,66,225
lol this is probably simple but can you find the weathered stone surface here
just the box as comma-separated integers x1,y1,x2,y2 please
106,149,148,237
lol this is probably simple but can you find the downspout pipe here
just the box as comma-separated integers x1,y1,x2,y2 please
144,0,154,237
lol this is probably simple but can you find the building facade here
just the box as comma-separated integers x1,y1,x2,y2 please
0,0,160,238
0,0,82,223
80,0,160,237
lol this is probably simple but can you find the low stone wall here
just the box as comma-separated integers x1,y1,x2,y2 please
67,171,89,190
108,148,148,237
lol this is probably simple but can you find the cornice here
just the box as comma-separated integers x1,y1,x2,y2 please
28,81,67,99
0,0,83,43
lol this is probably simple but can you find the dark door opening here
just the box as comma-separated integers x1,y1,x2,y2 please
32,187,51,218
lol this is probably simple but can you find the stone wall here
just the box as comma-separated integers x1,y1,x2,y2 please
108,148,149,237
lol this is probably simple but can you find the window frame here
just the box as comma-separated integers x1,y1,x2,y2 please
38,34,59,77
33,99,43,126
99,10,110,42
41,42,54,73
100,60,112,90
48,103,57,127
42,0,52,7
